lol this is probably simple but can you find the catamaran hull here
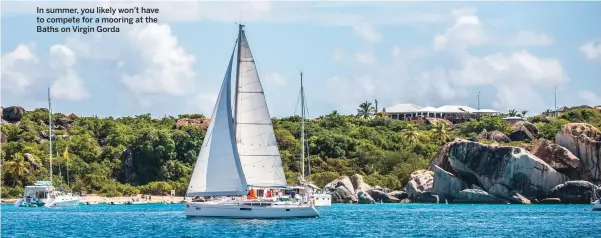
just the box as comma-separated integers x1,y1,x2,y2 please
184,202,320,218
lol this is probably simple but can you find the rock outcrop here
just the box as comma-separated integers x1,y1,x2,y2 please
428,140,455,173
446,139,568,200
175,118,210,131
547,181,600,204
531,139,580,174
555,123,601,182
453,189,508,204
23,153,41,170
324,176,358,203
350,174,372,193
2,106,25,122
405,170,434,201
432,165,469,201
488,184,531,204
475,130,511,143
388,190,408,201
368,189,400,203
357,191,376,204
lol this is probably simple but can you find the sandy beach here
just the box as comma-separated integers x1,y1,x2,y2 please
1,194,191,204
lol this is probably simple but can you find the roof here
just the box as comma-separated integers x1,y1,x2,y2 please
385,103,422,113
436,105,475,113
417,106,440,112
502,116,525,120
473,109,500,113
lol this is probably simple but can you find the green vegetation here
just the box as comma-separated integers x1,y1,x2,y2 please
2,105,600,198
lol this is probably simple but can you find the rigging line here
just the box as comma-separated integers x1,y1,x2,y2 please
293,90,302,116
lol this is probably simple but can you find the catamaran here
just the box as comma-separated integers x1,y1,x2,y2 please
184,25,319,218
14,88,81,208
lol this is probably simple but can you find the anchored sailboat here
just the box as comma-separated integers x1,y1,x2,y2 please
184,25,319,218
297,72,332,207
14,88,81,208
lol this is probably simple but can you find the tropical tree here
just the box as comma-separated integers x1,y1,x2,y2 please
508,109,518,117
521,110,528,117
4,154,30,186
357,101,376,119
430,122,451,144
400,124,421,146
542,109,553,116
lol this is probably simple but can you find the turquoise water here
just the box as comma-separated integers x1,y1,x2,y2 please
2,203,600,237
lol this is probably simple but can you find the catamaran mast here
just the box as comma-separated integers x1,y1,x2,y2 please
234,24,243,138
300,72,305,182
48,87,53,183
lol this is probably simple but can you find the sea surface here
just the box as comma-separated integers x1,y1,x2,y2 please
1,203,600,237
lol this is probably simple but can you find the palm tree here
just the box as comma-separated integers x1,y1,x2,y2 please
374,99,379,113
508,109,518,117
400,125,421,146
357,101,376,119
521,110,528,117
430,122,450,144
4,154,30,186
542,109,553,116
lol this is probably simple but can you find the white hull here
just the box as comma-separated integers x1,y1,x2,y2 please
185,201,319,218
312,193,332,207
46,196,81,207
593,199,601,211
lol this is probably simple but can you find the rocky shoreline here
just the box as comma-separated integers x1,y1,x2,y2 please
323,122,601,204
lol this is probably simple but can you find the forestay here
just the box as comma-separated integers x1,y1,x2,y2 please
234,29,287,187
186,45,248,197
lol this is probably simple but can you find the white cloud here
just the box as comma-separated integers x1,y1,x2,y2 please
265,72,288,86
353,23,381,43
354,51,377,65
511,31,554,46
120,23,197,96
1,43,90,101
579,90,601,106
326,7,568,114
49,44,90,101
391,45,400,59
433,8,486,52
1,44,38,93
332,47,347,62
580,38,601,60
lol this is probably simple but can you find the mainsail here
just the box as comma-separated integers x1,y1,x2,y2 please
234,27,287,187
186,44,248,197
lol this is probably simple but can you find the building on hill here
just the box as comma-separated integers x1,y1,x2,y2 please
383,103,500,123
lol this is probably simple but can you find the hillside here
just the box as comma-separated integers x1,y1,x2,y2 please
2,105,600,199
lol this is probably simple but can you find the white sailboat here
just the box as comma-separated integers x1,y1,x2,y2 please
184,25,319,218
15,88,81,208
297,72,331,207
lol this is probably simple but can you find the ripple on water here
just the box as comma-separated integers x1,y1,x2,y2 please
2,204,601,237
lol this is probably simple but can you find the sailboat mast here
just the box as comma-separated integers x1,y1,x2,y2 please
300,72,305,182
234,24,243,137
48,87,53,183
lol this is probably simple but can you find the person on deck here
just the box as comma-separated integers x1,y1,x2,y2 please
247,188,258,200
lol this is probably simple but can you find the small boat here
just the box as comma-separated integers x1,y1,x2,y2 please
14,181,81,207
184,24,319,219
126,199,149,205
82,201,99,205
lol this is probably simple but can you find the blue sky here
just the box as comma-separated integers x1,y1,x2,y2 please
2,1,601,118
